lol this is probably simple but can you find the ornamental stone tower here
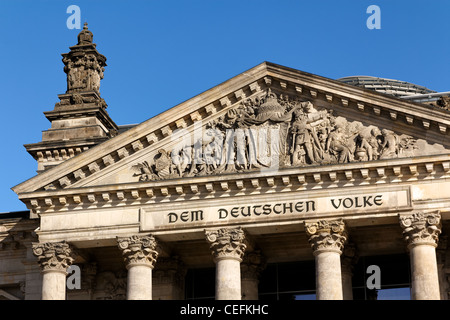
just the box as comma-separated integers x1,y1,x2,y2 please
25,23,118,172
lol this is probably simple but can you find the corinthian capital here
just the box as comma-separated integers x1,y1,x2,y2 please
117,235,158,268
305,219,348,254
205,227,247,262
32,241,75,273
400,211,441,248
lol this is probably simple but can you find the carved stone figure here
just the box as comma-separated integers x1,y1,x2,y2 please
132,161,155,181
379,129,398,159
290,104,328,165
326,125,354,163
355,127,382,161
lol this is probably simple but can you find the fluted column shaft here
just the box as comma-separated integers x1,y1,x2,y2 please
206,227,246,300
32,241,75,300
306,219,347,300
400,212,442,300
117,235,158,300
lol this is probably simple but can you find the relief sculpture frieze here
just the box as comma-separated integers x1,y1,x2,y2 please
132,89,441,182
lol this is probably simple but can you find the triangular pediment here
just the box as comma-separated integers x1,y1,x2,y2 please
12,62,450,202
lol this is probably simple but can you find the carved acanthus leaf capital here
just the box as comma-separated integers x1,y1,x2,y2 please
117,235,158,268
205,227,247,261
32,241,75,273
400,211,442,248
305,219,348,254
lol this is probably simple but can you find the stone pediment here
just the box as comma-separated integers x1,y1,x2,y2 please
12,62,450,207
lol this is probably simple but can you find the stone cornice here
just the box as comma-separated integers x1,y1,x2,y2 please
17,154,450,212
13,62,450,197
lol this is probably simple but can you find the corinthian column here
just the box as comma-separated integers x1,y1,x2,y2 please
305,219,347,300
32,241,75,300
206,227,247,300
400,211,442,300
117,235,158,300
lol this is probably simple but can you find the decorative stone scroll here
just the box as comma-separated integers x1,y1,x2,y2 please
305,219,348,254
400,211,442,248
32,241,75,273
117,235,158,268
205,227,247,261
132,89,428,182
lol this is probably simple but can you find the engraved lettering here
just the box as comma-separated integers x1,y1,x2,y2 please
180,211,189,222
262,204,272,215
295,201,304,212
374,195,383,206
273,203,282,214
355,197,362,208
253,205,262,216
283,202,293,214
343,198,354,209
306,200,316,212
363,196,373,207
191,210,203,221
331,199,342,209
218,208,228,219
168,212,178,223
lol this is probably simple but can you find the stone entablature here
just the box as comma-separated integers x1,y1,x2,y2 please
17,154,450,213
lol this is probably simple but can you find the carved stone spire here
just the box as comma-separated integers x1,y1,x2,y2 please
62,22,106,94
25,23,118,172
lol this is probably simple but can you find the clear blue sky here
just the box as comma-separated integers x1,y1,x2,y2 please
1,0,449,212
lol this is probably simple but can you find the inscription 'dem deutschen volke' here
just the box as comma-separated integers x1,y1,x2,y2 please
167,194,383,224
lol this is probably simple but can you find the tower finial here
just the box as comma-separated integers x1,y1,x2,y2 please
77,22,93,45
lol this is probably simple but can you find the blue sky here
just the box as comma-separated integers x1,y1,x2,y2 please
1,0,449,212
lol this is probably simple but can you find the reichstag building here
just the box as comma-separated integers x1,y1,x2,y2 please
1,24,449,300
